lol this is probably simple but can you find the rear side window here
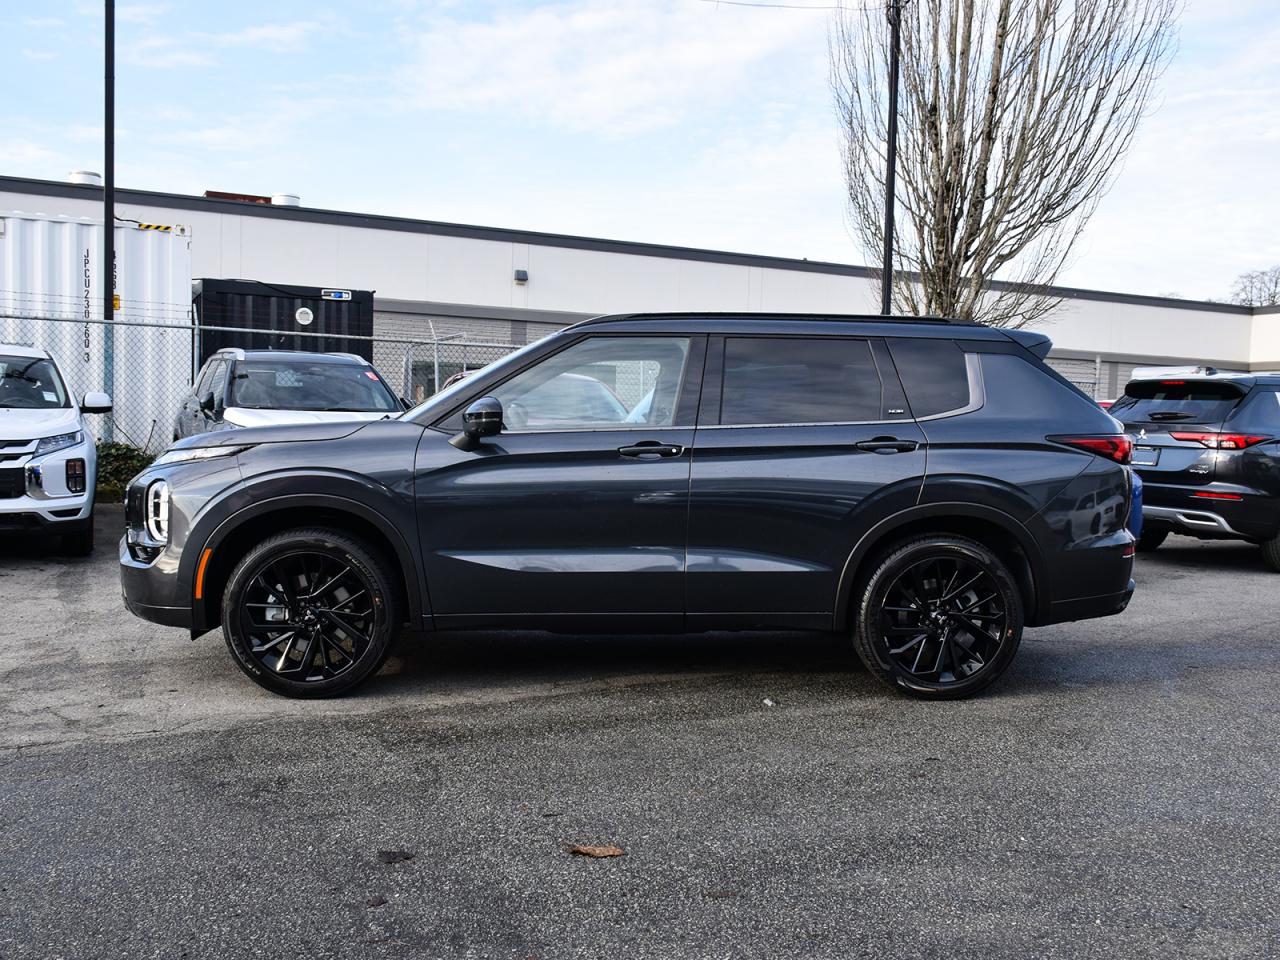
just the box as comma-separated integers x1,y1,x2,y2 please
720,337,882,425
887,338,970,417
1110,381,1245,425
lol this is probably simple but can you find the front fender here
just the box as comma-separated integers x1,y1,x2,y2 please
184,469,426,632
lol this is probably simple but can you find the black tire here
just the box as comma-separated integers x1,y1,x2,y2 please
1262,535,1280,573
222,528,399,698
853,536,1024,700
61,514,94,556
1136,527,1168,553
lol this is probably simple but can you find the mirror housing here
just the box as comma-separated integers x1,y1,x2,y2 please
199,391,217,414
450,396,503,451
81,391,112,414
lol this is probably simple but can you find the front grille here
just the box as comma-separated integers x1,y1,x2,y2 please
0,468,25,499
0,439,32,448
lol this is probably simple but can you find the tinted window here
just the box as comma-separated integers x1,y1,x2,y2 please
720,337,881,425
492,336,690,431
228,360,399,412
208,360,229,407
1110,381,1245,425
192,359,215,396
888,339,969,417
0,355,68,409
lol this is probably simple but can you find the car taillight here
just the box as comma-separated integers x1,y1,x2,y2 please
1168,432,1269,450
1191,491,1244,501
1051,435,1133,465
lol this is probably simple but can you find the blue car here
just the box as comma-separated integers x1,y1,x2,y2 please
1129,469,1144,539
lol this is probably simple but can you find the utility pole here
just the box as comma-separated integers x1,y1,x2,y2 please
880,0,905,316
103,0,116,437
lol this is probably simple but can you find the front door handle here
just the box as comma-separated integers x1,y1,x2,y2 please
855,437,918,454
618,441,684,460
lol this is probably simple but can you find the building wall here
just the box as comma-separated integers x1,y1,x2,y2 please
4,176,1275,389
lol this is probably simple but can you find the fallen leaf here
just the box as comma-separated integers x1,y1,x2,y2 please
366,895,388,907
567,843,625,858
376,850,416,864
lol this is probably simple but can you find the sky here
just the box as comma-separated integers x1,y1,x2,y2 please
2,0,1278,302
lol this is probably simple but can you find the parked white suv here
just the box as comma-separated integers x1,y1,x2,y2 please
0,345,111,554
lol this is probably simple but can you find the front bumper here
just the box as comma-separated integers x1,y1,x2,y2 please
119,535,192,628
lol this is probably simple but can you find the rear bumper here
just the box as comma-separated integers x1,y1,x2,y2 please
1141,482,1277,541
1047,579,1135,624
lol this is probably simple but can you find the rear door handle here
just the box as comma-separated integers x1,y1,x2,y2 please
618,441,684,459
855,437,918,454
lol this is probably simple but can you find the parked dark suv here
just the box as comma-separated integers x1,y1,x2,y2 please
1112,370,1280,568
120,314,1135,700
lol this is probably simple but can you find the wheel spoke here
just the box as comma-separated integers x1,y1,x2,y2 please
250,630,295,654
321,609,371,647
308,564,352,601
889,633,926,656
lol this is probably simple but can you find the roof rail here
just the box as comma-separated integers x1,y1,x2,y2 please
572,311,958,328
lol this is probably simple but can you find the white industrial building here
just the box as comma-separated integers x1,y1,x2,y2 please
3,172,1279,404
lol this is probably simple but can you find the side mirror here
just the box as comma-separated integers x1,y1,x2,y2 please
81,391,112,414
199,391,216,414
400,396,412,411
449,396,503,451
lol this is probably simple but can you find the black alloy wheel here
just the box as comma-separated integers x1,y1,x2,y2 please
222,528,398,697
854,536,1023,699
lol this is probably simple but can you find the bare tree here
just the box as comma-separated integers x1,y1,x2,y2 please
1229,266,1280,306
831,0,1180,327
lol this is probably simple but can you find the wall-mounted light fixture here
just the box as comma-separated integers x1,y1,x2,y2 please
514,269,529,285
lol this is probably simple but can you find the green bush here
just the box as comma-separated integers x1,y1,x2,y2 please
96,441,154,498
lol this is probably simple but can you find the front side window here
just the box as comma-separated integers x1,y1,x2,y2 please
229,360,399,412
491,336,691,431
0,355,69,409
720,337,882,425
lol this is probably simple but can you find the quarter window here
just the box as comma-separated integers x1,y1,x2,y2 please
491,336,691,432
719,337,882,425
888,338,970,418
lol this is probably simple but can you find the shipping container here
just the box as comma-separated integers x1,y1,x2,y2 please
192,279,374,365
0,210,193,449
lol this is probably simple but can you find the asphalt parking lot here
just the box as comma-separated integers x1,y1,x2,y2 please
2,505,1278,960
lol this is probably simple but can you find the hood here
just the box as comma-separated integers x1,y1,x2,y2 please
222,407,388,429
173,417,378,450
0,405,81,441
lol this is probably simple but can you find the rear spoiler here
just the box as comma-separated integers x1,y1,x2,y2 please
1001,329,1052,360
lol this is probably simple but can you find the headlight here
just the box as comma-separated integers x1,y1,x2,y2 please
153,445,249,466
35,430,83,456
145,480,170,542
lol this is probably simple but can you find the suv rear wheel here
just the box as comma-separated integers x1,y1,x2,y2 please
1261,534,1280,573
853,536,1024,700
222,528,399,698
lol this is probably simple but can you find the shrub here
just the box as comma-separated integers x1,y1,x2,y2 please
96,441,154,498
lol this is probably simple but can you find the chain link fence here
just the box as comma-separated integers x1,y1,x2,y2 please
1,315,525,453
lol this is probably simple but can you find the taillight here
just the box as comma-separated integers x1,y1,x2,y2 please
1168,432,1269,450
1051,435,1133,465
1191,491,1244,501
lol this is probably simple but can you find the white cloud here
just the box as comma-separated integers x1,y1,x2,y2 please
120,35,214,68
116,4,169,24
21,50,57,61
24,17,65,28
397,0,822,135
0,140,64,167
204,22,321,52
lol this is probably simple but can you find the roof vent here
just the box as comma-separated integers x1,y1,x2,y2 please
271,194,301,207
68,170,102,186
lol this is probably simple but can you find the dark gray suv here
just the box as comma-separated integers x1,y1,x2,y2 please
120,314,1136,699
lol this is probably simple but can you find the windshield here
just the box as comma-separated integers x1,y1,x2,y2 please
0,355,69,409
229,359,399,412
1111,380,1245,425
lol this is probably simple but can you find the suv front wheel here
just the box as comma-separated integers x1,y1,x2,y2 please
222,528,399,698
853,536,1024,700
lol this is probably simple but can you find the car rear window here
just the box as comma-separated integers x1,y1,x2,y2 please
887,338,970,417
1110,381,1246,424
720,337,882,425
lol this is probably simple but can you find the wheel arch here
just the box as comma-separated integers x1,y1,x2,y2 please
833,503,1047,630
190,493,426,634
